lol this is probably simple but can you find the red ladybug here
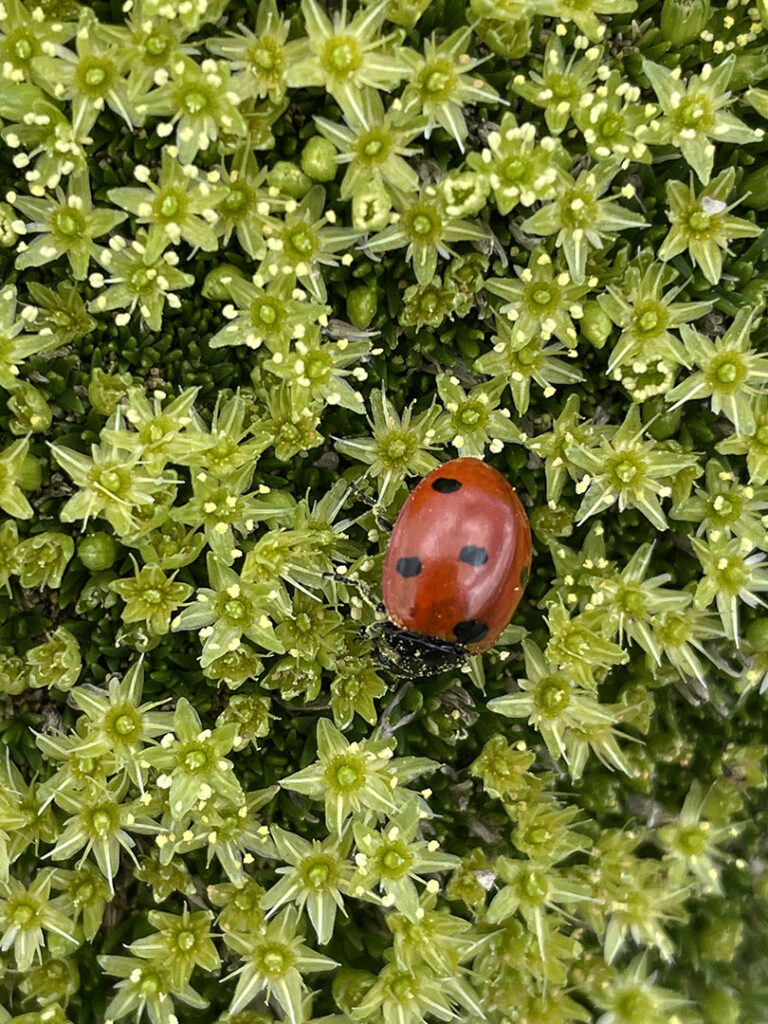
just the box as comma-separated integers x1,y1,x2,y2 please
374,458,532,676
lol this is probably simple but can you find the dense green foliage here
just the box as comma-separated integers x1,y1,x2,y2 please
1,0,768,1020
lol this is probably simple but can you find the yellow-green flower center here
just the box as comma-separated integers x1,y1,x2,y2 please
76,882,94,903
14,37,34,62
98,469,123,492
145,34,169,58
392,974,417,1001
614,459,638,484
660,613,690,646
718,557,749,592
222,186,247,213
91,808,115,837
677,823,709,855
261,944,290,976
252,41,279,72
183,748,208,772
305,859,332,889
716,361,737,383
114,713,138,737
323,36,361,77
130,268,153,291
11,901,37,926
520,869,549,901
388,438,408,462
254,300,278,325
535,677,570,716
289,228,314,256
225,598,246,620
159,193,181,219
85,66,107,87
420,60,455,100
638,310,660,333
363,138,384,158
184,89,208,115
412,215,432,236
458,403,483,427
54,210,84,239
380,842,411,877
687,210,711,233
327,753,365,791
600,113,623,138
502,158,525,182
514,343,539,368
616,990,655,1020
139,974,160,997
676,96,709,130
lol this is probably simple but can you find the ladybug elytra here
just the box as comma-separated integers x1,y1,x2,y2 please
371,457,532,677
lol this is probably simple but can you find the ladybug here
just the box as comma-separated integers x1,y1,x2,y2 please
371,457,532,677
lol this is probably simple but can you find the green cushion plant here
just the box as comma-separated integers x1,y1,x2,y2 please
0,0,766,1021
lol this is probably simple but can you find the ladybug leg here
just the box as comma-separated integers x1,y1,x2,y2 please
322,570,387,615
376,680,417,736
349,480,393,533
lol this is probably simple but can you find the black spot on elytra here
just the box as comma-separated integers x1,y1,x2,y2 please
432,477,462,494
520,565,530,587
460,545,488,567
396,556,422,578
454,619,489,644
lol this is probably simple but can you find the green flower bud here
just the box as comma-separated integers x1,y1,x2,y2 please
18,453,42,492
202,264,249,301
701,987,740,1024
347,282,378,329
88,368,134,416
457,333,481,361
580,300,613,347
530,504,574,543
383,0,432,27
755,869,768,902
473,14,532,59
217,693,270,742
741,165,768,211
27,626,81,691
660,0,710,44
332,969,377,1016
746,616,768,652
267,160,312,200
0,652,28,695
8,382,53,434
46,921,83,959
16,532,74,589
34,0,80,16
698,917,744,962
0,202,19,248
402,686,424,712
78,532,118,571
115,620,162,652
301,136,338,183
642,396,682,440
352,180,392,232
740,277,768,310
730,52,768,91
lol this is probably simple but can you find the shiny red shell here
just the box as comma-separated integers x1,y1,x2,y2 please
381,458,532,653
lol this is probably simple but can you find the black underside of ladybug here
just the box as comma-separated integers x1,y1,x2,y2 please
368,621,468,678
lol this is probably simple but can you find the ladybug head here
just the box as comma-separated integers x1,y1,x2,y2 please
370,621,467,679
